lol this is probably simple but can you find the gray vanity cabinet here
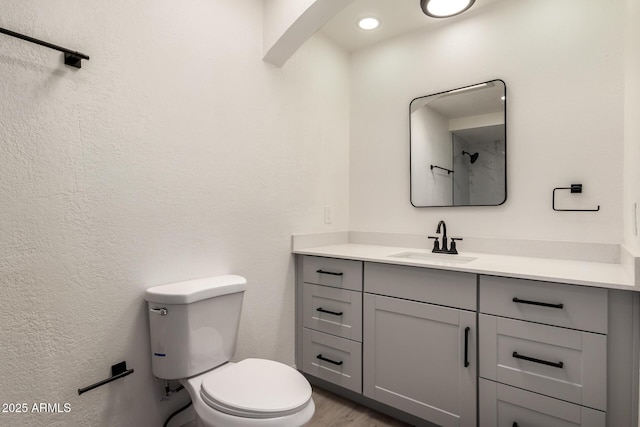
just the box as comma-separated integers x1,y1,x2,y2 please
479,379,606,427
363,262,477,427
479,275,608,427
299,256,364,393
296,255,638,427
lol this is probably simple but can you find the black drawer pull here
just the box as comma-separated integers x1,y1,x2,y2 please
464,327,471,368
512,297,564,309
316,354,343,366
316,307,343,316
513,423,519,427
316,269,343,276
513,352,564,369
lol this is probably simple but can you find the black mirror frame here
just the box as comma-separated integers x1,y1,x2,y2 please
409,79,507,208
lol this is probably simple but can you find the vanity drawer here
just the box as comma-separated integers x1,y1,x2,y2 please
479,379,605,427
479,314,606,411
302,328,362,393
302,256,363,291
480,275,607,333
303,283,362,341
364,262,476,310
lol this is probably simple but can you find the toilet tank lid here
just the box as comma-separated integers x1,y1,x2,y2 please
145,275,247,304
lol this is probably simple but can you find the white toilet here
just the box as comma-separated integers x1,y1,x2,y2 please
145,275,315,427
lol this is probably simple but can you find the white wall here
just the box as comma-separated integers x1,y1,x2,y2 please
625,0,640,252
263,0,316,52
411,106,452,205
350,0,625,243
0,0,350,425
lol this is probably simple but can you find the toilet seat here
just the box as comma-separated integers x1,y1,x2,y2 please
200,358,312,419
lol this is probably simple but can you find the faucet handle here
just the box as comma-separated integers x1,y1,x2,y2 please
449,237,463,255
428,236,441,253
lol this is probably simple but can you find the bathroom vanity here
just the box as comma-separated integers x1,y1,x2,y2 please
293,238,640,427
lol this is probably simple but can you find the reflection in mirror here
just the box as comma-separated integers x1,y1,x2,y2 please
410,80,506,207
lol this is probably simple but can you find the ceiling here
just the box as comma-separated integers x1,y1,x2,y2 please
320,0,503,52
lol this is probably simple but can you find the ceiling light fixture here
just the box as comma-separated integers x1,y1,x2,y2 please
358,17,380,30
420,0,476,18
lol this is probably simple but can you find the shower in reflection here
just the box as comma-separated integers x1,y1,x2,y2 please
462,151,479,164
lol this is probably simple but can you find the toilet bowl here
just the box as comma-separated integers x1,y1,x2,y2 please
180,359,314,427
145,275,315,427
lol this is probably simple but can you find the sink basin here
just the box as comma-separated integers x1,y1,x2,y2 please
388,252,477,264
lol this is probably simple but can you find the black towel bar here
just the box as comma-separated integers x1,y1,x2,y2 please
430,165,454,174
0,26,90,68
78,361,134,395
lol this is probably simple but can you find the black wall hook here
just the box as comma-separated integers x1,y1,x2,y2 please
552,184,600,212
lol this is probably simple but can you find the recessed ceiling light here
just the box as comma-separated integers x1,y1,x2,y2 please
420,0,476,18
358,17,380,30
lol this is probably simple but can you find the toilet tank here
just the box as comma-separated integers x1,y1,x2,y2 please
145,275,247,380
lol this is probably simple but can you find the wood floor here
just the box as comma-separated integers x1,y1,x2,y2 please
307,387,413,427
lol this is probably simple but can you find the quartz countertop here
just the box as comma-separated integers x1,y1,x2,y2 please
293,243,637,291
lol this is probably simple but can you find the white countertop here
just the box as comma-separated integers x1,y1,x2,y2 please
294,243,638,291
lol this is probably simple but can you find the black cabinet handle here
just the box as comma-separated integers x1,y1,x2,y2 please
316,269,343,276
464,327,470,368
316,354,343,366
513,352,564,369
513,423,519,427
512,297,564,309
316,307,343,316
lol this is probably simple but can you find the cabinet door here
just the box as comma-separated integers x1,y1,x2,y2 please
479,275,607,333
302,328,362,393
479,379,606,427
479,314,607,411
302,256,363,291
303,284,362,341
363,294,476,427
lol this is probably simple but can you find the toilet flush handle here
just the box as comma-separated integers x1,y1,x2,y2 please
149,307,168,316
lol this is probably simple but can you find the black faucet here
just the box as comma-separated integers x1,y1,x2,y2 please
428,220,463,254
436,220,448,253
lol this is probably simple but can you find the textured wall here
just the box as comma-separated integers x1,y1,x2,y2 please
350,0,626,243
0,0,349,425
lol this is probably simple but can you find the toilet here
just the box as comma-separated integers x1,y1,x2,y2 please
145,275,315,427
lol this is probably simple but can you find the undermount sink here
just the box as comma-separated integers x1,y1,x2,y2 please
388,252,477,264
